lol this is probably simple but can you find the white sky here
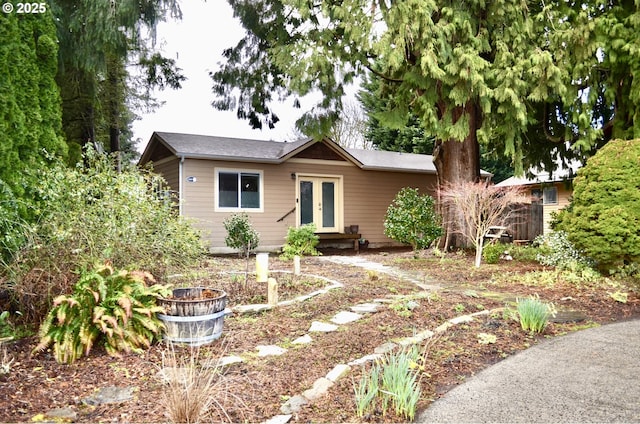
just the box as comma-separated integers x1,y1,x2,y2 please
131,1,311,153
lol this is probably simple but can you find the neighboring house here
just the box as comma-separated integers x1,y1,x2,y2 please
139,132,458,253
496,163,579,235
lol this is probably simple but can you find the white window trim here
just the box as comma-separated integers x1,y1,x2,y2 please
214,167,264,213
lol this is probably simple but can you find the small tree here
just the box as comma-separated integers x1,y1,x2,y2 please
223,213,259,281
439,181,526,267
384,188,442,257
280,224,320,260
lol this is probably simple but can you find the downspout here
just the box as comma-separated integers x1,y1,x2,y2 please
178,155,185,216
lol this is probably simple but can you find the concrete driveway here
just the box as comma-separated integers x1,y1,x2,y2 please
416,319,640,423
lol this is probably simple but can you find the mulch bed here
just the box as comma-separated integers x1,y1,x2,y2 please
1,248,638,423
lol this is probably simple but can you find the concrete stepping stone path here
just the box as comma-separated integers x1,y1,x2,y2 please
330,310,363,324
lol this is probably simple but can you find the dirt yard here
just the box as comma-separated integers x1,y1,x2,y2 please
1,247,638,423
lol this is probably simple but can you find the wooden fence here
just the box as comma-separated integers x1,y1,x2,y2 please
503,203,543,242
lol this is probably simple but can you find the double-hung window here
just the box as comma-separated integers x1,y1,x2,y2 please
215,169,263,211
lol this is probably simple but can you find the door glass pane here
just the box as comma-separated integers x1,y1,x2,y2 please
240,173,260,208
218,172,238,207
322,181,335,228
300,181,313,225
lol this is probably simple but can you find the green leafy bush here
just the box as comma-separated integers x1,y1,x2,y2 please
482,243,504,264
280,224,320,259
555,138,640,273
2,149,205,324
534,231,594,271
223,213,259,258
33,263,171,364
384,187,442,254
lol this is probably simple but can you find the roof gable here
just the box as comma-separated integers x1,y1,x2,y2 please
292,141,348,161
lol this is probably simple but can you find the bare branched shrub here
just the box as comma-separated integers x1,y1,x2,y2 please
159,342,248,423
439,181,527,267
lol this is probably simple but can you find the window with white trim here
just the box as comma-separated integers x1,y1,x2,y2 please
215,169,263,211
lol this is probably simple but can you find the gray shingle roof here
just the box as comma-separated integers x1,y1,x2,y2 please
145,131,441,174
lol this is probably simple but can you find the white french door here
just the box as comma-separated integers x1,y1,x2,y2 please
297,176,342,232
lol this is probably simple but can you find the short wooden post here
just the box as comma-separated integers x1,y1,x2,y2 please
293,255,301,276
267,277,278,305
256,252,269,283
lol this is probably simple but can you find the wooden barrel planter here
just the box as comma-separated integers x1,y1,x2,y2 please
157,287,227,346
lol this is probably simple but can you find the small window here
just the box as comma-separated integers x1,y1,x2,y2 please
543,187,558,205
215,169,263,211
531,189,543,205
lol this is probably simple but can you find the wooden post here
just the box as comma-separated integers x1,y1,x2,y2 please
267,277,278,305
256,253,269,283
293,255,301,276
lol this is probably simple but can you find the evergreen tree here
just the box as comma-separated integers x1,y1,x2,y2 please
51,0,185,164
0,11,67,195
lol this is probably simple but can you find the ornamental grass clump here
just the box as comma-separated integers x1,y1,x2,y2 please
33,263,171,364
353,346,423,420
160,342,248,423
516,295,556,334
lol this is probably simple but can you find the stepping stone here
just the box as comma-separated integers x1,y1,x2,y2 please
280,395,308,414
256,345,287,357
330,311,362,324
302,377,334,401
264,415,292,424
44,407,77,422
348,353,382,366
374,342,397,354
449,314,474,324
309,321,338,332
234,304,272,314
551,310,587,323
326,364,351,382
292,334,313,345
217,355,244,366
82,386,134,406
351,303,381,313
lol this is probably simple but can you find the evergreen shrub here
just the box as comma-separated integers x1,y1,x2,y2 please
555,139,640,273
280,224,320,259
384,187,442,255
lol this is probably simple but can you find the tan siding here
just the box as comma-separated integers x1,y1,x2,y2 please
542,182,572,234
178,158,438,251
153,158,180,192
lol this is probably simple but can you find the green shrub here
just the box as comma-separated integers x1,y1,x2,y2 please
508,244,542,262
533,231,595,271
555,138,640,273
384,187,442,255
482,243,504,264
516,295,555,334
223,213,259,258
2,148,205,324
280,224,320,259
33,263,171,364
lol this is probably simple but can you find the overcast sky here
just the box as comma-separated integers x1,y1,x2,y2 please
132,1,311,153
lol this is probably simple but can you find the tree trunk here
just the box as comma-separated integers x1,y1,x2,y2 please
433,101,481,249
106,54,122,171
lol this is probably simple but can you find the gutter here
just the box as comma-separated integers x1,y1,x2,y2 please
178,155,185,216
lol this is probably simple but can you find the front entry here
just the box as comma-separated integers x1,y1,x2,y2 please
297,176,342,232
